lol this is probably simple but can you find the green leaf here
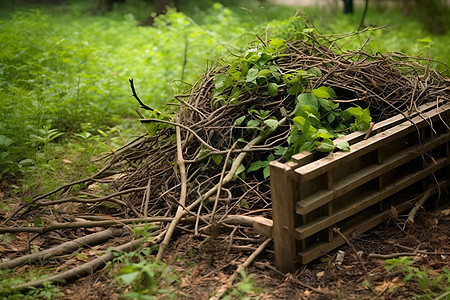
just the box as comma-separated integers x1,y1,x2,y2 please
263,119,278,131
212,154,223,165
346,106,363,117
0,135,14,147
248,161,266,172
314,129,333,139
213,73,228,90
336,141,350,151
246,119,260,128
287,81,304,95
241,199,249,209
306,67,322,77
317,139,335,152
236,164,245,175
297,93,318,111
235,115,246,126
268,82,278,97
263,166,270,179
119,271,141,285
274,146,288,156
312,86,336,99
245,67,259,83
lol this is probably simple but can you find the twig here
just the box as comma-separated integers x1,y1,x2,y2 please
209,238,272,300
333,228,376,295
129,78,156,111
9,234,160,292
0,217,173,234
210,142,237,222
143,178,152,218
405,186,434,230
139,118,219,152
0,227,125,270
155,120,188,261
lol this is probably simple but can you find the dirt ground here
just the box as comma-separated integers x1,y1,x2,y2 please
48,195,449,299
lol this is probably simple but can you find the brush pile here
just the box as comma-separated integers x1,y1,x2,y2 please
1,18,449,296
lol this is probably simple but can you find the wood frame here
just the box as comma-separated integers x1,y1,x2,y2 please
269,102,450,273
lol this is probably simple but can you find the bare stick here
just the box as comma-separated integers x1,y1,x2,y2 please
129,78,156,111
210,142,237,222
0,217,173,234
333,228,376,295
209,238,272,300
0,227,125,270
139,118,218,152
10,236,147,291
155,122,187,261
406,186,434,230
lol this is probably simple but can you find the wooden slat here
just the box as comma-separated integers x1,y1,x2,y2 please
289,101,440,167
295,156,449,240
294,103,450,183
269,161,298,273
296,133,450,214
298,180,448,264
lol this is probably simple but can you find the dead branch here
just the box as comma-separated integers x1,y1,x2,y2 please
334,228,376,295
0,217,174,234
155,121,188,261
209,238,272,300
405,186,435,230
0,227,125,270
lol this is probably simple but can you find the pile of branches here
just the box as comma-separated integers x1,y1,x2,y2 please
1,29,449,297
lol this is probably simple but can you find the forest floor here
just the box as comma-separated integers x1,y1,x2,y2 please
58,198,449,300
4,195,444,299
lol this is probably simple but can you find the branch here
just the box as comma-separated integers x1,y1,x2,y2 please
0,227,125,270
155,120,188,261
0,216,173,234
129,78,156,111
406,186,434,230
209,238,272,300
139,118,219,152
334,228,376,295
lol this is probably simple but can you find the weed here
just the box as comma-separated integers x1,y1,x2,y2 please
384,256,450,299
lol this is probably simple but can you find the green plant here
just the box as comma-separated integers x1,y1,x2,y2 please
384,256,450,299
223,270,261,300
116,260,179,299
0,268,62,299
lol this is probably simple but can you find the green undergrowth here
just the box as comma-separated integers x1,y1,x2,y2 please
1,1,448,192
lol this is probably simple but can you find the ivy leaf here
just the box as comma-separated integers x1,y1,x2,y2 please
297,93,318,111
235,115,246,126
246,67,259,83
336,141,350,151
264,119,279,131
306,67,322,77
213,73,228,90
317,138,335,152
212,154,223,165
263,166,270,179
268,82,278,97
312,86,336,99
246,119,260,128
248,160,266,172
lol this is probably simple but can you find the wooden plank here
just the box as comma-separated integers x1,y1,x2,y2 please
289,102,440,169
295,103,450,182
296,133,450,214
295,156,449,240
253,216,273,238
269,161,299,273
298,179,448,264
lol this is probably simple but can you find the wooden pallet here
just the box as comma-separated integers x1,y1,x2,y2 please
269,102,450,273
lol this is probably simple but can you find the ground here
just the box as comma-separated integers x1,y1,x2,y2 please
41,197,449,299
